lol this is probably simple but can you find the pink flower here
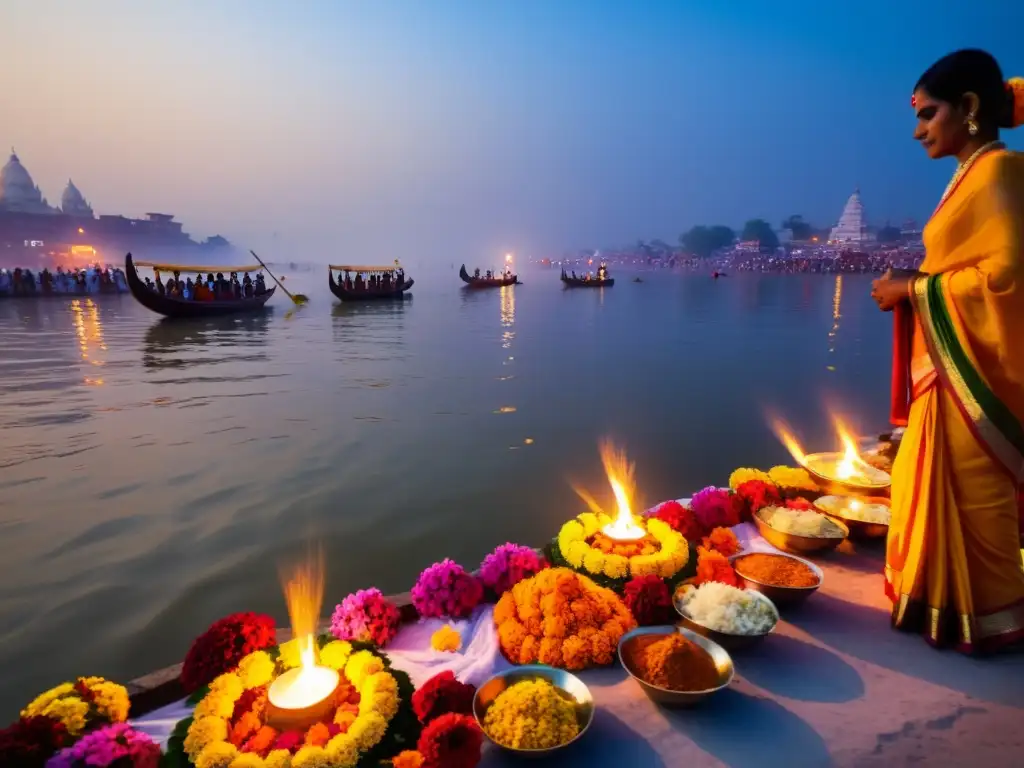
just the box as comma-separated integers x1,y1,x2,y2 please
689,487,742,531
46,723,160,768
411,560,483,619
330,588,402,647
478,544,547,596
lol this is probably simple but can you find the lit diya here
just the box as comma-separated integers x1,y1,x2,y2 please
771,414,891,496
556,439,690,583
813,494,891,539
266,549,340,731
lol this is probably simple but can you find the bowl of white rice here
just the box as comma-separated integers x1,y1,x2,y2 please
753,505,849,555
672,582,779,650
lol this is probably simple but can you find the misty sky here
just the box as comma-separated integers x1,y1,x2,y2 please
2,0,1022,258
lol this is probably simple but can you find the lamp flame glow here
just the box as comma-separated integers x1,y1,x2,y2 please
597,438,646,541
267,547,339,712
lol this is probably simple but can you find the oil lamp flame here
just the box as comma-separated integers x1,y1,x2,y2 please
268,548,339,713
768,416,806,465
597,438,646,541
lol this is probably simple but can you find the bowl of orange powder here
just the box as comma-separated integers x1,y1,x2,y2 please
617,625,734,707
730,551,822,606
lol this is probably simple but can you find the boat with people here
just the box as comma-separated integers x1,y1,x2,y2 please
459,264,519,287
561,262,614,287
0,265,128,297
328,263,413,301
125,253,276,318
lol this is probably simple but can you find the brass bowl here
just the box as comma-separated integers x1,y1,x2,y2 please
617,625,734,707
802,451,891,497
753,509,849,555
813,495,891,539
473,665,594,757
672,585,779,650
729,551,823,606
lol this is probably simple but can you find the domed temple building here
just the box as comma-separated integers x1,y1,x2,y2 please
1,149,231,265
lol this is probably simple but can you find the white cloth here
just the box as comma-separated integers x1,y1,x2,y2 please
384,605,510,689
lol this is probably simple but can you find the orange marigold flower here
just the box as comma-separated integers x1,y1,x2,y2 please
229,711,262,748
392,750,425,768
695,547,742,588
241,725,278,757
537,637,564,667
304,722,332,748
493,593,517,625
561,635,590,671
702,527,741,557
334,709,357,733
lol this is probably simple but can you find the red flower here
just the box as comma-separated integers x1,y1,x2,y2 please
785,497,813,511
271,730,305,753
231,686,267,722
412,671,476,725
652,500,704,541
417,713,483,768
0,716,69,768
180,612,277,693
735,480,782,521
622,574,674,625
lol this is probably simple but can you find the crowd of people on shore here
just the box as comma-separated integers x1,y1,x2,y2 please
659,248,924,275
144,270,268,301
0,265,128,297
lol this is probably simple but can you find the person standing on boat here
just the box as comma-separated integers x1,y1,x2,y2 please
243,272,254,297
871,49,1024,652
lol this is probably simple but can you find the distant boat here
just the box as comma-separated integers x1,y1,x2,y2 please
125,253,275,318
459,264,519,287
633,277,643,283
329,264,414,301
561,268,614,288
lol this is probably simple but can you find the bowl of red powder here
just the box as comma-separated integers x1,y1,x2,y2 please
617,625,734,707
730,551,823,607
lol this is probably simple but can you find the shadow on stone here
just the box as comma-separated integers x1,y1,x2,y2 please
739,634,865,703
664,688,830,768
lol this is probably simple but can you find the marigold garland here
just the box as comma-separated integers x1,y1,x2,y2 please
556,512,689,584
411,671,475,726
179,638,411,768
493,567,636,670
21,678,129,737
180,613,277,693
330,589,402,648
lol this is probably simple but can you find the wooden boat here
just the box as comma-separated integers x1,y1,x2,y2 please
125,253,276,318
329,264,414,301
560,268,614,287
459,264,519,287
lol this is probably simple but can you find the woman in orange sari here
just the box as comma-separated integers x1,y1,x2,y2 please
871,49,1024,652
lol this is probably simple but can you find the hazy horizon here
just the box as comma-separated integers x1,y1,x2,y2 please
2,0,1022,259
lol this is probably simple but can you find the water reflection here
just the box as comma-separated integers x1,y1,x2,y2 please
143,315,271,369
70,299,108,386
331,300,407,364
500,285,515,350
827,275,843,370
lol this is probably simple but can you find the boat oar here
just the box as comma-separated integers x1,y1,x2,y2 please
249,250,308,304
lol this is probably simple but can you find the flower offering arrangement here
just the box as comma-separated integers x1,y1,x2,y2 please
181,613,278,694
410,560,484,620
330,589,402,648
477,543,547,597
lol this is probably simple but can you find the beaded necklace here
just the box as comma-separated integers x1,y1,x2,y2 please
937,140,1005,209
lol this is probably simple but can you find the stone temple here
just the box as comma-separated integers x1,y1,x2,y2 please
0,149,59,214
828,188,870,244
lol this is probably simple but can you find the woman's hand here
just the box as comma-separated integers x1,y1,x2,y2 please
871,276,914,311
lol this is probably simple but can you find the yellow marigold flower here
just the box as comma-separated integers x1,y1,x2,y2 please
185,716,230,762
482,679,579,750
326,734,360,768
348,711,388,751
630,554,661,578
196,741,238,768
430,625,462,653
577,512,601,537
768,465,817,491
87,680,130,722
359,672,399,720
264,750,292,768
392,751,425,768
344,650,385,688
602,554,629,579
292,746,330,768
194,689,236,720
277,639,301,669
229,754,265,768
582,548,606,575
209,673,244,699
559,520,585,541
729,467,772,489
22,683,75,719
319,640,353,671
237,651,276,690
564,541,588,569
38,697,89,735
645,517,671,541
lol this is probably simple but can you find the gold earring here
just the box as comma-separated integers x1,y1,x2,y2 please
967,115,979,136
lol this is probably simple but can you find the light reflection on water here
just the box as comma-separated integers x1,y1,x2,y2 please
0,271,891,717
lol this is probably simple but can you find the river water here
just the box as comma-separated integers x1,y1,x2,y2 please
0,267,891,717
